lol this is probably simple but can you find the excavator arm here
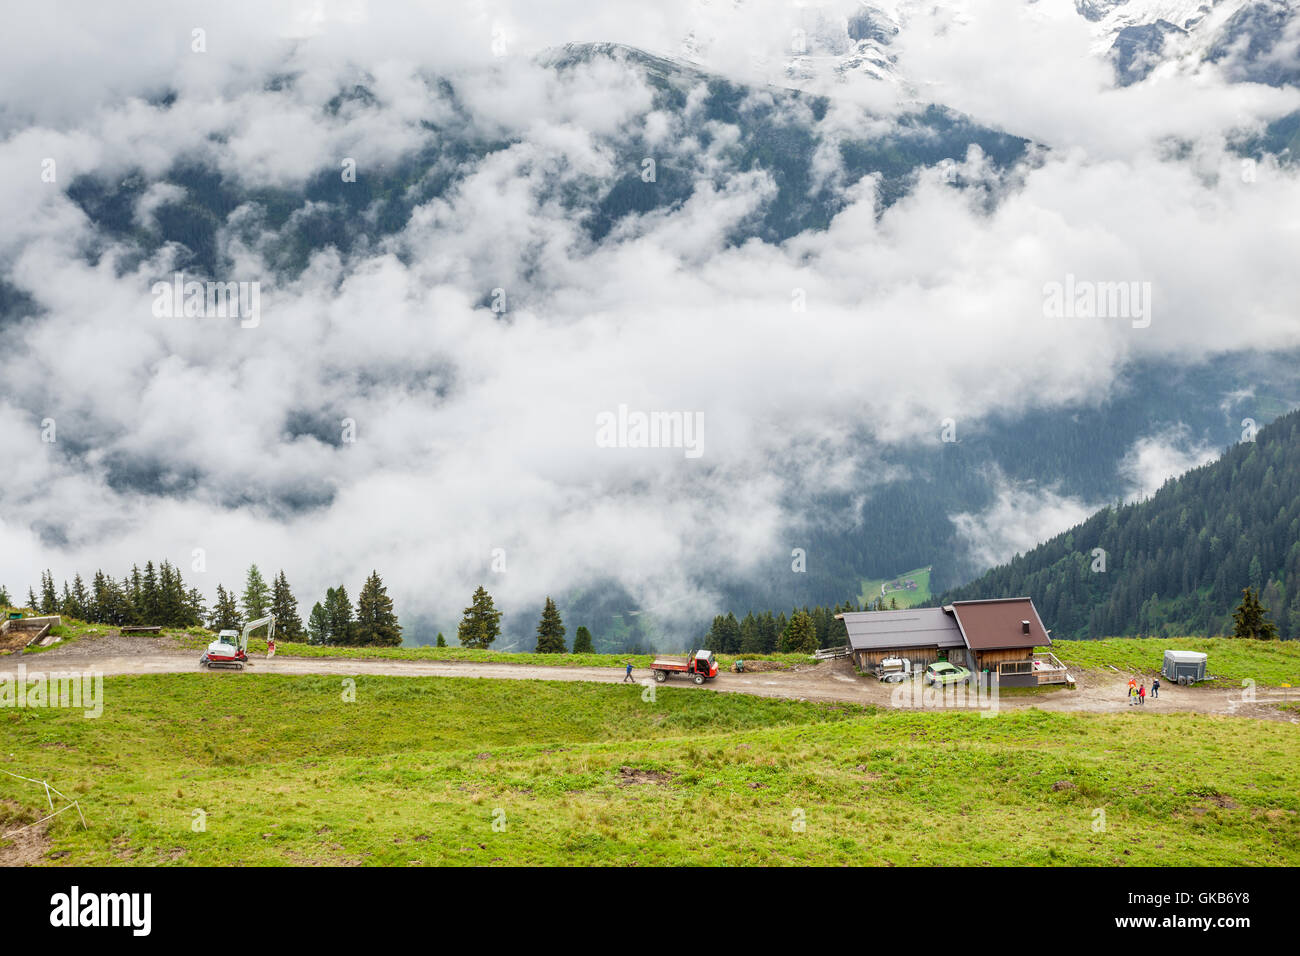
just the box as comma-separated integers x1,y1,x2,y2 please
239,616,275,656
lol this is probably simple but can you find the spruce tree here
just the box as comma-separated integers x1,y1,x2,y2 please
571,625,594,653
141,561,160,622
157,561,188,626
185,587,207,628
355,571,402,647
0,584,11,608
270,571,304,641
721,612,741,652
435,632,447,647
1232,586,1278,640
779,611,819,654
210,584,242,631
326,585,355,645
241,564,271,621
40,570,58,614
307,602,330,645
535,597,566,653
458,586,501,649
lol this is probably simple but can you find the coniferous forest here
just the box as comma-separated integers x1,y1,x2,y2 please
936,409,1300,639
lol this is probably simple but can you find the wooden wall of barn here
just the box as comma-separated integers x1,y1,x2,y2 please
977,647,1034,686
854,646,970,672
971,647,1034,672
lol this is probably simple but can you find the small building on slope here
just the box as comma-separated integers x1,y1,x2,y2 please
838,597,1065,686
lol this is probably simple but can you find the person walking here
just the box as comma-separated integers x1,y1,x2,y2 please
622,661,634,683
1138,682,1146,705
1151,676,1160,699
1128,677,1137,704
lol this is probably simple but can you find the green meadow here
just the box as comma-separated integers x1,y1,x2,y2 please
2,674,1296,866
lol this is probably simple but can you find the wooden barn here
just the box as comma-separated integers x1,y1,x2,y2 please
840,607,969,672
838,597,1064,686
947,598,1053,687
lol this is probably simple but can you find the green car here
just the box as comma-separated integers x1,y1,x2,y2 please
924,661,971,686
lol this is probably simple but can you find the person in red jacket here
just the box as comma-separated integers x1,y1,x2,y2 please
1138,682,1146,705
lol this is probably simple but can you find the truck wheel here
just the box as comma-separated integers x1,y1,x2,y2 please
694,673,705,685
654,671,667,682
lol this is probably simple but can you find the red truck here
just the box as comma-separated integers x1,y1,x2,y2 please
650,649,719,684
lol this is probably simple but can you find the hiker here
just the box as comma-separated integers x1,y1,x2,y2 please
1128,677,1136,703
1138,682,1146,705
1151,676,1160,699
623,661,634,683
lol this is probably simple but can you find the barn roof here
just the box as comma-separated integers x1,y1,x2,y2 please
840,607,965,651
947,598,1050,650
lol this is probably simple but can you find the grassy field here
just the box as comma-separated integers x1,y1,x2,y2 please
858,566,932,609
2,674,1296,866
1054,637,1300,688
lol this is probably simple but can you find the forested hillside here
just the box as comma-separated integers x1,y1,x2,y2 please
937,410,1300,639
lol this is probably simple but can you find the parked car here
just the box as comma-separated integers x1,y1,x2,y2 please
925,661,971,686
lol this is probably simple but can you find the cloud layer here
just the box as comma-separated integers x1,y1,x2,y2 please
1,1,1297,637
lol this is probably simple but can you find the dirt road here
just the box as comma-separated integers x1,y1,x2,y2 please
4,634,1296,721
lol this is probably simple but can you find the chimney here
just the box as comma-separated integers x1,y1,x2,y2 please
1021,620,1031,635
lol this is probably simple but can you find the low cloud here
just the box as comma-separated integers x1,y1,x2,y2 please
1119,426,1221,502
950,473,1096,570
1,2,1298,635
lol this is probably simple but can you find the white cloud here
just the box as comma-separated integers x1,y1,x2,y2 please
951,473,1097,570
1,2,1298,634
1119,426,1220,502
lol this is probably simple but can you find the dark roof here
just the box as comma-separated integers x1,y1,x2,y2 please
839,607,965,651
947,598,1050,650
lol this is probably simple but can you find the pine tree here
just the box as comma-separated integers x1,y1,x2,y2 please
270,571,304,641
779,611,819,654
157,561,188,626
458,586,502,649
719,612,741,652
355,571,402,646
141,561,160,622
703,615,726,651
1232,586,1278,640
210,584,242,631
325,585,355,645
241,564,271,621
535,597,566,653
307,602,330,645
40,570,58,614
0,585,11,608
435,632,447,647
571,625,594,653
128,565,143,620
26,587,38,613
185,587,207,628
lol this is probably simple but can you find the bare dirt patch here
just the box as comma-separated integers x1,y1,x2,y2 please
0,799,51,867
617,766,677,786
22,629,186,661
731,660,792,673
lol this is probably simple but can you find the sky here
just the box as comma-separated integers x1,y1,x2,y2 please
1,0,1298,636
